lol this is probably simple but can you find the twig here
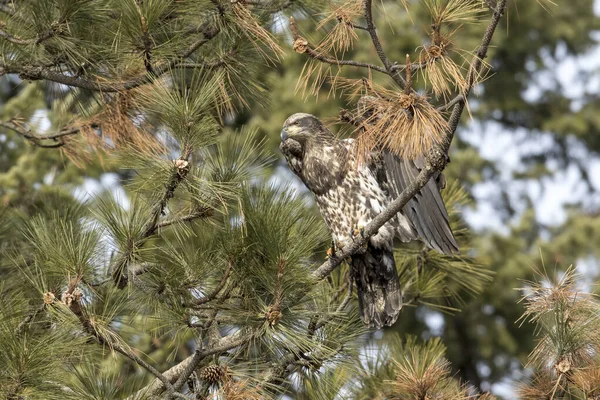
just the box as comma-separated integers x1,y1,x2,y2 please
135,2,155,75
192,261,233,306
260,341,344,389
289,18,388,75
0,29,31,45
156,208,213,229
303,46,389,74
443,0,507,149
437,94,464,111
15,306,42,335
362,0,406,87
311,0,508,281
0,120,81,147
312,283,353,333
0,23,58,46
362,0,391,70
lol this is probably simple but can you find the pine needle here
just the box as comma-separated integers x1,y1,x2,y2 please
518,265,600,370
315,0,362,56
295,59,340,100
346,79,448,160
423,0,486,25
231,1,284,63
388,337,471,399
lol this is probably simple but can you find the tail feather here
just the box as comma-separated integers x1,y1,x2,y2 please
351,244,402,328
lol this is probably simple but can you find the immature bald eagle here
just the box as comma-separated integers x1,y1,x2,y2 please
280,113,458,328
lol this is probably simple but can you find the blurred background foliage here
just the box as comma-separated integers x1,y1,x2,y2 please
1,0,600,398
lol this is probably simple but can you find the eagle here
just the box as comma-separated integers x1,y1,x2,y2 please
280,113,458,328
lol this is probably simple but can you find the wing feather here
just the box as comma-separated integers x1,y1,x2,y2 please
383,152,458,254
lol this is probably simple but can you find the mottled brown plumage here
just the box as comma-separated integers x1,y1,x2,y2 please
280,113,458,328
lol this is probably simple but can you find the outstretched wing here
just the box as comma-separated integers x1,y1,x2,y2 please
382,152,458,254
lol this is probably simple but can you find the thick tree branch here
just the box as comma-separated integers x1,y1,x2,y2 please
311,167,435,280
311,0,507,281
128,329,254,399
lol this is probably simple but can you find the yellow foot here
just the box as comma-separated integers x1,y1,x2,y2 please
326,247,333,259
352,225,364,238
326,240,341,259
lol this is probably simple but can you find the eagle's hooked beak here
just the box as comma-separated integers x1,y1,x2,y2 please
280,128,289,142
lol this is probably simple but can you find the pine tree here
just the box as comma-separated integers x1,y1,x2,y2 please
0,0,597,399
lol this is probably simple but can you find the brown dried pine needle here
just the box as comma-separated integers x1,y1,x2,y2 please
295,59,341,100
220,376,264,400
231,1,284,62
518,266,600,371
347,79,447,160
516,369,558,400
570,366,600,397
315,0,362,56
422,50,463,97
424,0,486,25
62,91,163,166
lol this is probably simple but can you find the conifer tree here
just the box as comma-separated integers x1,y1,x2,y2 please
0,0,596,399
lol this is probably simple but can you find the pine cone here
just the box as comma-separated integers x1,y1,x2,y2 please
265,307,282,326
43,292,55,305
199,365,227,384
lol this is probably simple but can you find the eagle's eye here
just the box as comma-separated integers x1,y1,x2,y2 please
293,121,300,126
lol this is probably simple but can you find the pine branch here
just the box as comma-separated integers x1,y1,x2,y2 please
305,46,388,73
260,341,345,389
155,207,214,229
2,24,220,92
311,0,508,281
437,94,464,111
0,23,60,46
0,28,32,45
313,284,352,332
362,0,407,87
14,306,43,336
127,329,255,399
111,146,194,288
56,280,191,399
191,261,232,306
0,120,82,147
289,17,388,75
170,324,225,396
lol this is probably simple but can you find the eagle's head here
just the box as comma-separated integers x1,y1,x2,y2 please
280,113,334,146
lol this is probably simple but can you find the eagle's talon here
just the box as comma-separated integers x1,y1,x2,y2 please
351,225,365,240
327,239,341,259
